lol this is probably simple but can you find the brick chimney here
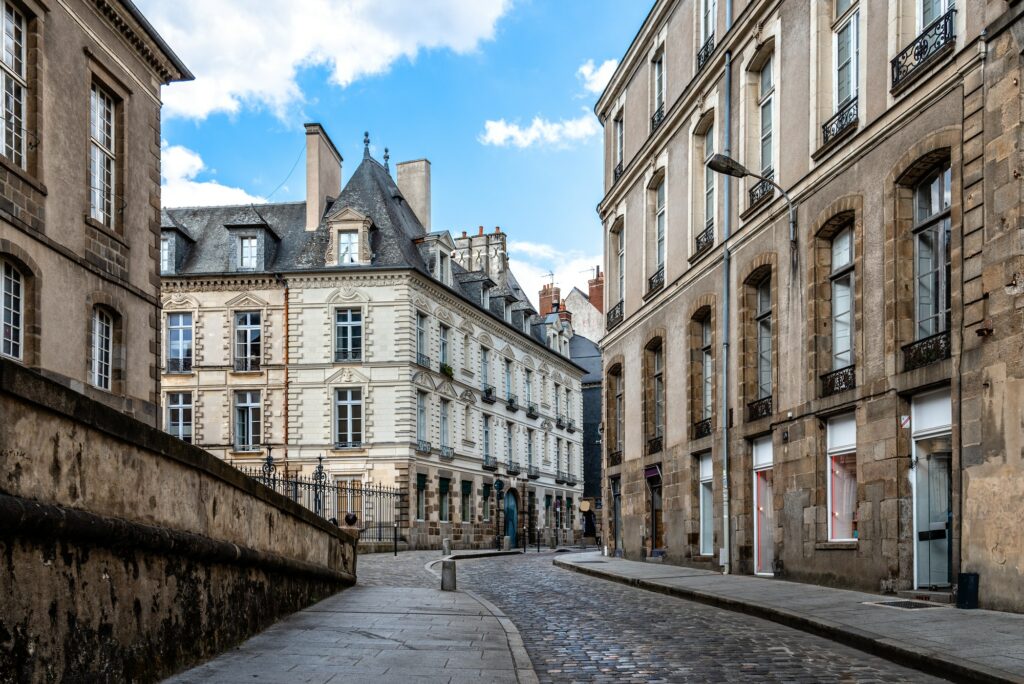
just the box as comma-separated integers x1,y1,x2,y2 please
539,283,561,315
397,159,431,230
304,123,342,231
588,265,605,313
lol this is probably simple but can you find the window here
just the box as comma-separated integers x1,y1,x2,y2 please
482,286,490,309
614,115,624,166
616,227,625,300
234,390,261,451
416,391,427,443
827,413,858,541
480,346,490,387
701,316,713,420
1,258,23,360
655,180,666,271
440,399,450,449
504,358,513,399
652,345,664,438
921,0,954,28
831,227,854,369
166,392,192,443
914,164,952,339
755,277,772,399
525,369,533,404
439,324,449,365
752,435,774,574
526,429,534,465
613,370,624,452
704,125,715,231
834,4,859,108
89,84,116,228
482,483,492,521
0,4,26,169
335,388,363,447
167,313,193,373
461,480,472,522
555,382,561,414
701,0,716,42
436,251,451,285
416,473,427,521
335,308,363,362
238,236,257,270
439,477,451,522
415,312,428,362
91,307,113,390
338,230,357,264
653,55,665,110
234,311,261,371
160,237,172,273
759,56,774,177
567,443,574,477
483,414,491,457
505,422,513,460
699,452,713,555
555,438,561,472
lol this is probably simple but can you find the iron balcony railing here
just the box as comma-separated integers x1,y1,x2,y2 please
693,417,712,440
234,442,260,453
566,473,577,487
415,439,432,454
416,352,432,369
902,330,951,372
555,471,567,484
167,357,192,373
648,266,665,294
334,441,362,450
481,384,497,403
747,395,773,421
891,9,956,93
613,161,624,182
233,357,260,372
650,102,665,134
608,450,623,467
748,172,775,209
607,300,624,330
695,224,714,258
697,34,715,71
526,402,539,418
506,393,520,412
439,445,455,461
567,419,577,434
821,365,856,397
506,461,521,476
822,97,858,147
647,434,663,455
335,349,362,363
556,414,566,429
482,453,498,471
527,465,540,479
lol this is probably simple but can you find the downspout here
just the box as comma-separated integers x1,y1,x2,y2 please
275,273,289,469
721,45,733,575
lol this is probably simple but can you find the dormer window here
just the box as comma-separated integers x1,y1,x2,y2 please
238,236,257,270
482,286,491,308
436,250,451,286
160,237,172,273
338,230,358,264
504,302,512,324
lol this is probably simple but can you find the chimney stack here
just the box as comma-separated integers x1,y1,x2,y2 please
397,159,431,230
304,123,342,231
539,283,561,316
588,265,605,313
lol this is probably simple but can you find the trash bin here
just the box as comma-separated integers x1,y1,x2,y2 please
956,572,979,609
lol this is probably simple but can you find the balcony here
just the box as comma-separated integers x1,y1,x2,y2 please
693,417,712,440
607,300,624,330
335,349,362,363
416,352,432,369
481,384,497,403
647,266,665,295
439,445,455,462
556,414,566,430
650,103,665,134
891,9,956,93
506,461,521,476
505,393,520,412
748,173,775,210
694,224,714,259
555,471,567,485
566,473,577,487
167,357,192,373
233,358,260,372
696,34,715,71
747,395,773,422
608,450,623,467
821,98,858,147
647,435,663,456
527,465,540,479
613,161,624,182
415,439,432,454
821,365,856,397
482,453,498,471
334,441,362,450
902,331,951,372
567,419,577,434
526,402,539,419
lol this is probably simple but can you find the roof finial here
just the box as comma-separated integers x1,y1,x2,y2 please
383,147,390,172
363,131,370,159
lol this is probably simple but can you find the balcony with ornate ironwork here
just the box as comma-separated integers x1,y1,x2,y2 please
902,331,951,372
555,471,568,485
891,9,956,93
334,441,362,450
748,173,775,210
747,395,773,422
567,419,577,434
556,414,566,429
607,300,624,330
416,352,432,369
821,98,858,147
697,34,715,71
439,445,455,461
566,472,577,487
527,465,540,479
482,453,498,471
650,103,665,134
613,161,624,182
481,384,496,403
608,450,623,467
647,266,665,295
233,358,261,372
693,417,712,440
335,349,362,363
506,461,521,476
167,357,192,373
647,434,663,455
415,439,432,454
693,223,714,260
506,393,520,412
821,365,856,397
527,402,539,419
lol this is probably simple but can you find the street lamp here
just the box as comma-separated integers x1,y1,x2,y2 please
706,153,797,246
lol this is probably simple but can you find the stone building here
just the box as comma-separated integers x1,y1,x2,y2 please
160,126,585,549
597,0,1024,610
0,0,190,423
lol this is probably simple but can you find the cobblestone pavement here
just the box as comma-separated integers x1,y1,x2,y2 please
358,550,943,683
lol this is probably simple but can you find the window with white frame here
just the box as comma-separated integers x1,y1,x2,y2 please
554,382,561,415
338,230,357,264
759,55,774,177
505,421,513,461
914,164,952,339
653,54,665,111
238,236,257,270
834,2,859,109
613,371,624,452
652,344,664,438
167,312,193,373
166,392,192,444
480,346,490,388
614,115,624,167
1,258,23,360
335,388,363,447
91,307,113,390
921,0,954,28
89,84,116,228
701,316,713,420
160,237,172,273
483,414,491,457
504,358,513,399
755,276,772,399
701,0,716,43
831,226,854,369
699,452,713,555
416,390,427,443
0,4,26,169
234,311,261,371
415,311,428,363
439,324,450,365
616,226,625,301
655,179,666,272
525,369,533,404
335,308,362,362
481,286,490,309
704,125,715,232
752,435,775,574
827,413,858,541
440,399,450,449
416,473,427,520
436,250,451,286
526,429,534,465
234,390,261,451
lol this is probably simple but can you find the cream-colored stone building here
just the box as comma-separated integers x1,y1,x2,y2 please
160,126,585,549
0,0,189,423
598,0,1024,611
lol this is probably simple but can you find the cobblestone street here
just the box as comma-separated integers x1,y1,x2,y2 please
358,551,942,683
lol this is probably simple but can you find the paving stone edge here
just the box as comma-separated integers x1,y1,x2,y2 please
553,558,1023,684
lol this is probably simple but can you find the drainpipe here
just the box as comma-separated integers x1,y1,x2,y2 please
721,49,733,575
275,273,289,468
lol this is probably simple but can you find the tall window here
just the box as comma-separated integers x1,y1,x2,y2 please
480,346,490,387
526,429,534,465
160,237,172,273
614,115,624,166
89,84,116,228
439,477,450,522
416,391,427,443
234,311,261,371
461,480,472,522
704,125,715,232
482,482,491,521
613,370,624,452
525,369,533,404
653,55,664,111
831,227,854,369
827,413,858,541
504,358,513,399
483,414,491,457
439,324,449,365
1,4,26,169
759,56,774,177
238,236,257,270
166,392,192,444
699,453,713,555
415,312,428,362
835,3,859,108
338,231,357,264
91,307,112,390
701,0,716,42
914,164,952,339
234,390,261,451
436,251,451,286
440,399,450,449
167,313,193,373
651,345,664,439
701,316,713,420
655,180,666,272
752,435,775,575
1,258,23,360
505,422,513,461
616,227,625,301
335,388,363,447
335,308,363,362
921,0,954,28
554,382,561,415
416,474,427,520
555,438,562,472
755,277,772,399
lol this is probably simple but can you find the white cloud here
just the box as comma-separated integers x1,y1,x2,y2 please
576,58,618,94
479,109,600,148
507,241,601,310
161,142,266,207
138,0,511,120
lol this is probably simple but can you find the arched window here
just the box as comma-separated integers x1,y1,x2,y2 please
644,340,664,455
1,258,23,360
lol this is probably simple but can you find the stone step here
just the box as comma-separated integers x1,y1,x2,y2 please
896,589,954,604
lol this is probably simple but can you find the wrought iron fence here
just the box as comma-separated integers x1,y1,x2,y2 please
749,174,775,209
891,9,956,92
481,384,497,403
695,224,714,258
483,453,498,471
607,300,624,330
526,402,539,418
697,34,715,71
527,464,540,479
506,394,520,412
233,357,260,372
822,98,858,146
647,435,663,455
439,445,455,461
648,266,665,294
608,450,623,467
613,161,624,182
902,331,951,372
416,352,432,369
167,357,192,373
747,395,773,421
821,365,856,397
335,349,362,363
650,103,665,134
693,417,713,439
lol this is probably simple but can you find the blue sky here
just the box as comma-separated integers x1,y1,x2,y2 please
140,0,651,305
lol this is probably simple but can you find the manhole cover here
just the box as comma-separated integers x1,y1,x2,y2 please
871,600,944,609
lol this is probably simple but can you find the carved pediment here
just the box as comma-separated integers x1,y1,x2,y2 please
162,293,200,310
522,356,536,370
411,295,433,313
438,381,458,398
478,332,494,348
459,389,477,404
436,308,454,324
326,366,370,385
326,286,370,303
327,206,371,224
225,291,269,309
500,344,516,360
412,371,436,391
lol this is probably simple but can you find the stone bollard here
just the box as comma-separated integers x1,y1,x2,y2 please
440,560,457,591
442,538,451,556
502,535,511,551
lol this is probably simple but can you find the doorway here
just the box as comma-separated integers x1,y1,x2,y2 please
504,489,519,547
611,478,622,555
753,435,774,575
915,446,952,588
645,466,664,554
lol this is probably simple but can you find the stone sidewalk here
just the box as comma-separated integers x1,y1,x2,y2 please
164,586,537,684
555,552,1024,684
